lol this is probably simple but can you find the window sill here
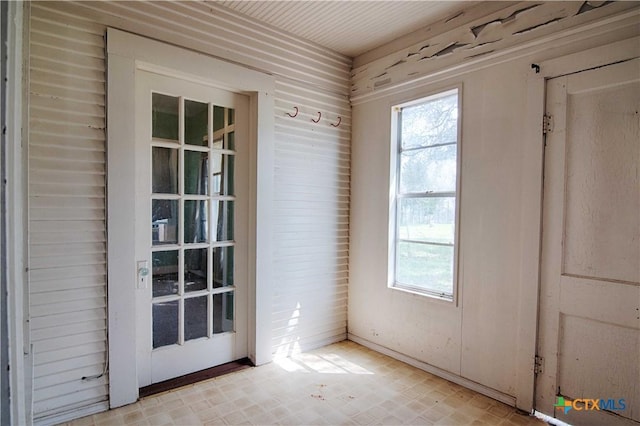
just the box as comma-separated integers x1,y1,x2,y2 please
389,283,454,303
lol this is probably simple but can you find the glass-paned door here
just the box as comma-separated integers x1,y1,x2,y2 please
136,71,248,386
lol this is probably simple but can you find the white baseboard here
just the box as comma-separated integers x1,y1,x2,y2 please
348,333,517,407
272,333,347,359
34,401,109,426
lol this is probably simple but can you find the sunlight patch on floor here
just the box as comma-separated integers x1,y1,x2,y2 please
275,352,374,375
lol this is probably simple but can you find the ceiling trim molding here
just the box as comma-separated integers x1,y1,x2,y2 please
350,2,640,104
354,1,516,67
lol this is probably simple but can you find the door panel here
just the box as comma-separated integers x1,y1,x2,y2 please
135,71,249,386
536,58,640,425
562,77,639,284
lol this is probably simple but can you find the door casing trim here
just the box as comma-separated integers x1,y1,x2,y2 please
107,28,275,408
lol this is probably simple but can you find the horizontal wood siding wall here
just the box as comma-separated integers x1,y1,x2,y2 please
28,4,108,421
272,80,351,355
27,1,351,421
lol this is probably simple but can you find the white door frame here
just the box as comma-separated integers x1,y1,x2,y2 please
107,28,275,408
4,1,28,424
514,35,640,413
533,35,640,417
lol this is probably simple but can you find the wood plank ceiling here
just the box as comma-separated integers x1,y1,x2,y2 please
216,1,477,58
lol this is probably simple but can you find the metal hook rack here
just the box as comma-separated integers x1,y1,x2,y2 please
285,106,341,128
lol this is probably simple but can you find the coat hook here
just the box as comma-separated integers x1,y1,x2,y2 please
286,106,299,118
312,111,322,123
330,116,342,127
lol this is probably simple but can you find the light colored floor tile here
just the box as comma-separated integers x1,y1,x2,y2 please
488,402,515,419
202,417,225,426
122,411,146,424
222,410,247,425
196,407,223,423
167,406,194,421
409,415,435,426
68,342,544,426
144,412,173,425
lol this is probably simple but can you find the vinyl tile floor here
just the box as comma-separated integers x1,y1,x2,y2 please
66,341,545,426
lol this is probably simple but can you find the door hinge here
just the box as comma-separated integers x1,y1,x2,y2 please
534,355,544,375
542,114,554,134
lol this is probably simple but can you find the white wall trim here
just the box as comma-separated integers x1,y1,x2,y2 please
348,334,517,407
351,9,640,106
513,67,545,413
33,401,109,426
4,1,29,424
107,28,275,407
273,334,348,360
539,35,640,79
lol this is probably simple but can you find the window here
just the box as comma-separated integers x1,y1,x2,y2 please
390,88,460,300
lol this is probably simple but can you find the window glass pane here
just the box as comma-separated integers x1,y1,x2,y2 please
185,296,208,341
152,93,179,140
213,105,225,132
226,155,235,195
152,199,178,245
184,248,208,293
152,147,178,194
213,246,234,288
213,106,234,148
184,200,208,244
212,154,234,196
185,100,208,146
396,242,453,296
152,250,178,297
212,200,234,242
184,151,209,195
400,144,456,193
226,131,235,151
153,300,178,348
398,197,455,244
400,93,457,149
213,292,234,334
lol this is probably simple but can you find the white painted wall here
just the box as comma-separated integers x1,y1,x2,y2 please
348,10,640,411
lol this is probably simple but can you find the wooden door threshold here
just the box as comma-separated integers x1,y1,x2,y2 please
139,358,253,398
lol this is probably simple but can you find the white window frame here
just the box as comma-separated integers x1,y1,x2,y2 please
388,87,462,302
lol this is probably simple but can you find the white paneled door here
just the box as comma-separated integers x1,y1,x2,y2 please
135,70,249,386
536,58,640,425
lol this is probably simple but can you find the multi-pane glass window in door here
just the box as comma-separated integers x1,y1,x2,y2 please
150,92,236,349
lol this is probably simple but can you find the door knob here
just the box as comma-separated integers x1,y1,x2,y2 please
137,260,149,289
